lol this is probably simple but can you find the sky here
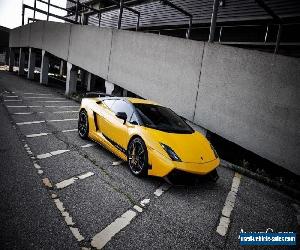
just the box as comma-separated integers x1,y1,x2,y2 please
0,0,67,29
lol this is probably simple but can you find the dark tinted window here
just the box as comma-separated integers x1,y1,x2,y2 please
111,100,133,121
103,99,116,109
134,104,194,134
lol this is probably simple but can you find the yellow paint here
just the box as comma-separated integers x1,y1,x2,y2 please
80,97,220,177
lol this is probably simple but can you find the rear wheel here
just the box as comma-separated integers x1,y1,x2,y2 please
127,137,148,177
78,110,89,139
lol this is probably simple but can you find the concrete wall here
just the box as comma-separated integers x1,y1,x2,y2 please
9,22,300,175
30,21,44,49
9,27,21,48
19,24,31,47
108,30,204,121
42,22,71,61
194,43,300,175
68,25,112,78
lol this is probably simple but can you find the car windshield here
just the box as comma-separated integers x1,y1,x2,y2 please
134,104,194,134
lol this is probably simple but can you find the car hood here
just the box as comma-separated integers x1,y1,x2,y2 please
144,128,217,164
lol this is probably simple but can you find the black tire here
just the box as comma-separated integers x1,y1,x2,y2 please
127,137,148,177
78,110,89,139
209,169,219,182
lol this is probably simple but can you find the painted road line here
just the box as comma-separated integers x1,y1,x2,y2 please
216,172,242,237
112,160,124,166
45,106,79,108
17,120,45,125
91,210,137,249
81,143,96,148
24,93,54,95
4,99,22,102
36,149,70,159
12,112,34,115
37,101,73,103
17,118,77,126
91,182,171,249
154,183,172,197
42,178,53,188
26,132,51,138
26,129,77,137
20,135,83,244
7,105,78,108
62,129,77,133
24,97,65,99
5,96,19,98
53,110,78,114
7,105,42,108
55,171,94,189
48,118,77,122
69,227,84,242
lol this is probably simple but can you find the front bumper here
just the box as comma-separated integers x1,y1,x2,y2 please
148,148,220,177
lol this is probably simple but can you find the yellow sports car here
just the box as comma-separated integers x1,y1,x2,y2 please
78,95,220,179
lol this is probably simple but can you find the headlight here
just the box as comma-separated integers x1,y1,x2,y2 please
210,143,218,159
160,143,181,162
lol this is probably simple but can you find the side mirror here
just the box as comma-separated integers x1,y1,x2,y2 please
115,112,127,124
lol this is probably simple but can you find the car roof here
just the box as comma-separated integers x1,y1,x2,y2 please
126,97,159,105
99,96,159,106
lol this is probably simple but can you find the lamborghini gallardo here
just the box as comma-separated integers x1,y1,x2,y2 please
78,95,220,179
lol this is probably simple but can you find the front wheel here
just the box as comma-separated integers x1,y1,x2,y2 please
78,110,89,139
208,169,219,182
127,137,148,177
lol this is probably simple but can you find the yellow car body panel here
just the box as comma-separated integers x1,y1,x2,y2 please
80,97,219,177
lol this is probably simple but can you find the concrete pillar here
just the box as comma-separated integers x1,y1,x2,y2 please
65,62,77,96
9,48,15,72
208,0,220,43
27,48,36,80
40,50,49,84
86,72,96,91
105,81,115,95
122,89,128,97
80,69,85,88
59,60,66,77
18,48,25,76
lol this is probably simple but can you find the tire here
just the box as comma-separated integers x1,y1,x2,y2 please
209,169,219,182
78,110,89,139
127,137,148,177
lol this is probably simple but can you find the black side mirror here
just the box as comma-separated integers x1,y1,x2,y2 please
116,112,127,124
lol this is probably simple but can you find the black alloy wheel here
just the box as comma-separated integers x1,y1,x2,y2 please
78,110,89,139
127,137,148,177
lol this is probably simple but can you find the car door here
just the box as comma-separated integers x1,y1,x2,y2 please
101,99,134,151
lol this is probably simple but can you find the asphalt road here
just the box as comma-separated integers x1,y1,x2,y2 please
0,70,299,249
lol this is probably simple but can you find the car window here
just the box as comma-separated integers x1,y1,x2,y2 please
134,104,194,134
111,100,133,121
102,99,116,109
129,112,139,125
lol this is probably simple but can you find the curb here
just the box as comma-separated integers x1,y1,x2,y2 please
221,159,300,201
